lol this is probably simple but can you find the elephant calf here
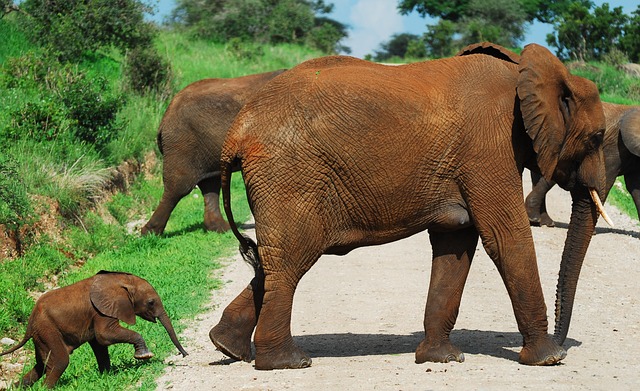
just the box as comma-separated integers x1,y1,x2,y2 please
141,69,286,235
526,103,640,227
0,271,188,388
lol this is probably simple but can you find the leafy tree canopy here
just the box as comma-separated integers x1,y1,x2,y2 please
169,0,349,54
18,0,157,62
397,0,592,24
546,2,636,62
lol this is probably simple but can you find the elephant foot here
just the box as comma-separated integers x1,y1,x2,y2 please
134,350,154,360
141,222,164,236
254,344,312,370
518,335,566,365
415,339,465,364
209,322,253,362
204,218,231,233
539,213,555,227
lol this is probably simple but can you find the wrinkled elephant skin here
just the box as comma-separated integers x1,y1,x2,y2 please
210,43,607,370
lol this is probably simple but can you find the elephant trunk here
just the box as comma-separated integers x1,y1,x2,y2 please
158,311,188,357
553,186,599,345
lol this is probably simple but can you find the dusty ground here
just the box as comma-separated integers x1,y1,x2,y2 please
159,171,639,390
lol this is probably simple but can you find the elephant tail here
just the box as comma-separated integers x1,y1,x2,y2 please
220,150,262,276
0,332,32,356
156,127,164,155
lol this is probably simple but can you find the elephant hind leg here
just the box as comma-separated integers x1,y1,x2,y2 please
198,177,230,232
252,242,323,370
141,190,184,235
210,273,264,362
416,227,478,364
16,356,45,388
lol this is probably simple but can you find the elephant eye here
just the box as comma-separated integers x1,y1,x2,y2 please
589,130,604,149
147,298,156,307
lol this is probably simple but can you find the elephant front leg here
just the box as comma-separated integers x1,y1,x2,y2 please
95,319,153,360
210,274,264,362
487,236,566,365
416,227,478,364
199,177,230,232
89,339,111,372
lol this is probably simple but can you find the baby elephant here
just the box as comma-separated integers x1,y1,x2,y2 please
0,270,188,388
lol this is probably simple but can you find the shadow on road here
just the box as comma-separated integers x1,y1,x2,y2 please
291,329,580,363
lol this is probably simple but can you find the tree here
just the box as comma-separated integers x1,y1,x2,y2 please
457,0,526,48
20,0,156,62
546,2,629,61
398,0,526,56
170,0,349,54
372,33,422,61
423,19,456,58
620,6,640,63
397,0,470,22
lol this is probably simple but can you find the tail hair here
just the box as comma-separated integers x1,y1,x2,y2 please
238,234,262,276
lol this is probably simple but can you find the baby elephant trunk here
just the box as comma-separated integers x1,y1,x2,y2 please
158,311,188,357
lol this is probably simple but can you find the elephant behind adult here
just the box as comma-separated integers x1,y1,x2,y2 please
524,103,640,344
526,103,640,226
141,69,286,235
210,43,608,370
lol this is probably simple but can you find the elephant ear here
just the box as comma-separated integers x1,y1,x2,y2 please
90,271,137,325
517,43,574,181
455,41,520,64
620,108,640,157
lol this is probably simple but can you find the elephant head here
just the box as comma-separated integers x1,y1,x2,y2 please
90,271,188,357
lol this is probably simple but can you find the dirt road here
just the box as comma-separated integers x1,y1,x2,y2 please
158,172,640,390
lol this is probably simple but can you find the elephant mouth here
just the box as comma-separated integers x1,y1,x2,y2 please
589,188,613,227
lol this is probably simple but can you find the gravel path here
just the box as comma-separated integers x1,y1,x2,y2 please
158,171,640,390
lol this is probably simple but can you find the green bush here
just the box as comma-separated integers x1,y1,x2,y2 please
61,75,125,150
123,46,173,96
1,53,125,153
20,0,155,62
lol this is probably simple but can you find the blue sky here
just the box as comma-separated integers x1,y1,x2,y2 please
152,0,637,58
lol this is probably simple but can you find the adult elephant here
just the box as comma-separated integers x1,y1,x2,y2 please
141,69,286,235
524,103,640,344
209,43,609,370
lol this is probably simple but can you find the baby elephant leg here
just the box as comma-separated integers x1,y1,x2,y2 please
96,319,153,359
89,339,111,372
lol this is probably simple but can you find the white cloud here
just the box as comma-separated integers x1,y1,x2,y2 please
344,0,404,58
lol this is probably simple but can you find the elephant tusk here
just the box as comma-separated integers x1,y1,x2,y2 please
589,188,614,227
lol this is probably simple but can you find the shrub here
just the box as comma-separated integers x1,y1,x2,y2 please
1,54,125,153
20,0,155,62
61,75,125,150
123,46,173,97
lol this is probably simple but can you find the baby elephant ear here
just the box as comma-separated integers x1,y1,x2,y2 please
90,272,137,325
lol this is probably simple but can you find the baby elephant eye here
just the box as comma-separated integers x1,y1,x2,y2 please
147,298,156,307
